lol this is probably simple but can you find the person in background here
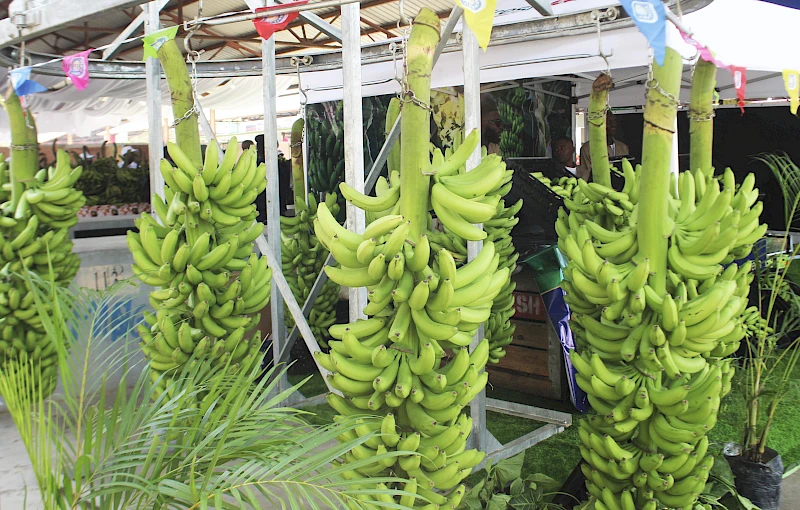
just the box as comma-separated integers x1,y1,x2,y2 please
241,140,254,152
119,146,139,169
551,136,577,175
481,95,502,156
576,111,629,181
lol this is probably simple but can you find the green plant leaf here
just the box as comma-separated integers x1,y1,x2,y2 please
494,452,525,487
525,473,561,491
487,493,512,510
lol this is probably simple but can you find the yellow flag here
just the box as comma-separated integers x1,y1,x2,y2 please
455,0,497,50
783,70,800,115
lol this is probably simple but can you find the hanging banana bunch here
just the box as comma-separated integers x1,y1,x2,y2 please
0,91,85,397
307,104,346,213
426,125,522,364
559,57,766,510
498,88,525,158
280,118,340,347
309,9,527,506
127,40,271,396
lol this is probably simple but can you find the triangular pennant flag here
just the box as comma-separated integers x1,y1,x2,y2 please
455,0,498,50
730,66,747,114
61,49,93,91
253,1,307,40
783,70,800,115
142,26,179,61
618,0,667,65
9,67,48,96
680,31,728,69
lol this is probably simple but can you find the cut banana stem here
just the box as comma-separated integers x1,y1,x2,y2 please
688,59,717,177
588,73,613,188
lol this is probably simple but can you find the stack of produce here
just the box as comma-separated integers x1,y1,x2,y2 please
280,119,340,346
127,40,271,395
560,58,766,510
0,91,85,396
71,143,150,206
309,11,522,506
498,88,525,158
532,172,578,199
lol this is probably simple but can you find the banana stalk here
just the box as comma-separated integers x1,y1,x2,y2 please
157,40,202,168
291,118,306,205
399,18,439,242
587,74,613,188
3,90,37,209
638,48,682,296
688,59,717,177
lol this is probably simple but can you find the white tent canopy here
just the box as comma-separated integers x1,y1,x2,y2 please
0,68,299,143
303,0,800,104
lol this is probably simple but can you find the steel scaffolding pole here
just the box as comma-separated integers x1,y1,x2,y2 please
341,2,368,322
262,0,290,396
144,1,164,211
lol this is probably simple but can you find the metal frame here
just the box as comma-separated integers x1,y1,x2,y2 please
145,0,164,210
0,0,715,79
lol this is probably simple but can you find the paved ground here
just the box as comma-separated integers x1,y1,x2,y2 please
783,470,800,510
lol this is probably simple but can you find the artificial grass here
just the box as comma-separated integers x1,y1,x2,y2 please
288,357,800,488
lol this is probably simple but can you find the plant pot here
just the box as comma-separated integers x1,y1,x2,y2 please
725,447,784,510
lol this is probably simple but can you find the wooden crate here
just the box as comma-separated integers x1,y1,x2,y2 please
486,265,565,399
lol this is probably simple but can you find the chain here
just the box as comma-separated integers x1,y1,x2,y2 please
586,105,610,120
645,54,681,107
173,104,198,126
9,143,37,151
687,109,715,122
394,14,432,112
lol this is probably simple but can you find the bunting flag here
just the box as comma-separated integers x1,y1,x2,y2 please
9,67,48,96
783,70,800,114
253,1,307,40
142,25,179,61
679,31,728,69
730,66,747,114
455,0,498,50
618,0,667,65
61,49,93,91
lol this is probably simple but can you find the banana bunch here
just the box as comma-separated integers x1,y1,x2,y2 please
307,110,346,198
532,172,579,200
280,192,341,346
498,89,525,158
310,11,529,503
128,140,271,395
559,160,765,509
0,148,85,396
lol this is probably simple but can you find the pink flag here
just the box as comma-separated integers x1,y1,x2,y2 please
61,49,92,90
680,31,729,69
253,1,307,40
730,66,747,114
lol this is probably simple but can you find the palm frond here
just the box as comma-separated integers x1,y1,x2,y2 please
753,151,800,230
3,279,417,510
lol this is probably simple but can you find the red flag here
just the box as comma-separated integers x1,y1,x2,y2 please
730,66,747,114
253,1,307,40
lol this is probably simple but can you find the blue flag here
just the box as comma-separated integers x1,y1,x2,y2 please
9,67,47,96
619,0,667,65
759,0,800,8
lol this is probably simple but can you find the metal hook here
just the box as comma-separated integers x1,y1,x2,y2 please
290,55,312,107
398,0,412,27
592,10,613,75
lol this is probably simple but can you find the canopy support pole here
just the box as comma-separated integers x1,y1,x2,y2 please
144,0,164,212
342,1,367,322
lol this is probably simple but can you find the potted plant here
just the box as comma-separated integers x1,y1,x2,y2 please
725,151,800,510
